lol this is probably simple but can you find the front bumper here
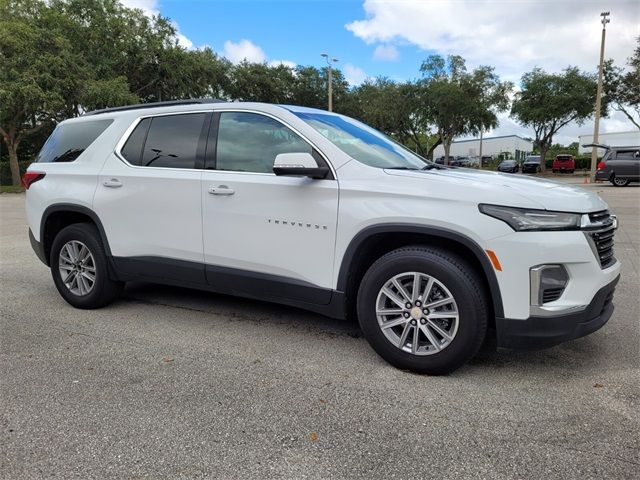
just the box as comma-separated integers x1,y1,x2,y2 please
496,275,619,350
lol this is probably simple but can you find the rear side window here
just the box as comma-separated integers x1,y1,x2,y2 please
36,120,113,163
121,118,150,165
121,114,206,168
615,149,640,160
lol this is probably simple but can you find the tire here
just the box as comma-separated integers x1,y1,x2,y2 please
552,169,557,173
357,246,488,375
50,223,124,309
611,176,630,187
569,169,574,174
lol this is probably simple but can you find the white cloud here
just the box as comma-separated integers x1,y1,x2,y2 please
347,0,639,80
175,31,194,50
120,0,159,17
343,63,368,85
121,1,198,50
348,0,639,143
268,59,297,69
223,39,267,64
373,44,399,61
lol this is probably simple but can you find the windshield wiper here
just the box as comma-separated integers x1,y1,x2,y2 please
421,164,443,170
385,166,420,170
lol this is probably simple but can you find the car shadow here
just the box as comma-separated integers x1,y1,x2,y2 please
120,281,614,376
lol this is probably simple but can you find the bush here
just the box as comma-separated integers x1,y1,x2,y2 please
0,160,33,185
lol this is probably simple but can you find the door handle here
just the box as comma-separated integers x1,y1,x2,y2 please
208,185,235,196
103,178,122,188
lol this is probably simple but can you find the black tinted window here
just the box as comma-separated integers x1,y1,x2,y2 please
216,112,312,173
121,118,150,165
36,120,112,163
140,114,206,169
615,149,640,160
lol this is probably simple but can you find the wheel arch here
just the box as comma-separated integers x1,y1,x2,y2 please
40,204,113,267
336,224,504,322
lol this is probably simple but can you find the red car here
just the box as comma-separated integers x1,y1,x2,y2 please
552,154,575,173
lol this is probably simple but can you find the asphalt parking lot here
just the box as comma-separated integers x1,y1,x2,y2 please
1,179,638,479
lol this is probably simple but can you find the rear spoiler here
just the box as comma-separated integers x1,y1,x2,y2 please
581,143,611,150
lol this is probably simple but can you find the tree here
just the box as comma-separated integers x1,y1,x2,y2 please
511,67,597,171
0,0,111,185
344,78,433,156
1,0,231,185
604,37,640,130
418,55,512,164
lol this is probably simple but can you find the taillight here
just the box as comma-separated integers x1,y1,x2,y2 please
21,171,46,189
597,161,606,171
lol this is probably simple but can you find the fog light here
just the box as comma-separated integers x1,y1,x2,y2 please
530,265,569,306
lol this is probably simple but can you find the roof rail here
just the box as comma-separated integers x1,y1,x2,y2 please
83,98,226,116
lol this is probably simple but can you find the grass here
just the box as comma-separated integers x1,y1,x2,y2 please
0,185,25,193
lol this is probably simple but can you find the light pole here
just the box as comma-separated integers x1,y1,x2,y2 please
478,128,484,170
321,53,338,112
589,11,610,183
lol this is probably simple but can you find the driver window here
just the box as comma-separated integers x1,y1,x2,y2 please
216,112,312,173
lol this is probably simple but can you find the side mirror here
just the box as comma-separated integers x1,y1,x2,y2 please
273,152,329,179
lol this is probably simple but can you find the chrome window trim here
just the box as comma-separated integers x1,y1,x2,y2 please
113,108,337,179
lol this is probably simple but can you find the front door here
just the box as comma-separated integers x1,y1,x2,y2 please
201,111,339,304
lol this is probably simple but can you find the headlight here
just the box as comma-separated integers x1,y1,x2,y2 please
479,204,581,231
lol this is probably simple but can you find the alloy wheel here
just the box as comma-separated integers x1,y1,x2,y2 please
375,272,459,355
58,240,96,296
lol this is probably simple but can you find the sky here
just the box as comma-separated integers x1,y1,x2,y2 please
121,0,640,145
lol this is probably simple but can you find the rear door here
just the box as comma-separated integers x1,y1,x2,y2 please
94,112,210,283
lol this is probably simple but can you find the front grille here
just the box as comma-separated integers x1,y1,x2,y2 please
542,287,564,303
586,211,616,269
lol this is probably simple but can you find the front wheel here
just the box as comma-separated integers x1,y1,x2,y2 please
611,176,630,187
50,223,124,309
357,247,488,375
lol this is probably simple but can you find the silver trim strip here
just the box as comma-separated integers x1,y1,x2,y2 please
112,108,337,179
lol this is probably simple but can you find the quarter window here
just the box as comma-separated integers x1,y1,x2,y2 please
215,112,313,173
36,119,113,163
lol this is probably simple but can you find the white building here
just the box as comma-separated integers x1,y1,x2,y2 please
578,130,640,156
432,135,534,160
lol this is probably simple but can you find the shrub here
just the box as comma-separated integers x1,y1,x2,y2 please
0,160,33,185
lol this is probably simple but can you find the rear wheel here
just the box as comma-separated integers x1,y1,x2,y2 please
611,176,630,187
357,247,488,375
50,223,124,309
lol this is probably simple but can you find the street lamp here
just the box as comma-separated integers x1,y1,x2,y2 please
589,11,610,183
321,53,339,112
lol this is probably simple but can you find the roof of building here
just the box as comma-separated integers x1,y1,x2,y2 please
449,135,533,144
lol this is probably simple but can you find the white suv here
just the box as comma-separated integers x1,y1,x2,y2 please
24,100,621,374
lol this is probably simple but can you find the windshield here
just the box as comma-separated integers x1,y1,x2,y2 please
294,111,428,169
525,156,540,163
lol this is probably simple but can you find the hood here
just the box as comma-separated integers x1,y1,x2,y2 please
385,167,608,213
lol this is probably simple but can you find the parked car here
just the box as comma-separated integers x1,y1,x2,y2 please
595,145,640,187
481,155,492,167
24,100,621,375
497,160,519,173
552,154,575,173
522,156,541,174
